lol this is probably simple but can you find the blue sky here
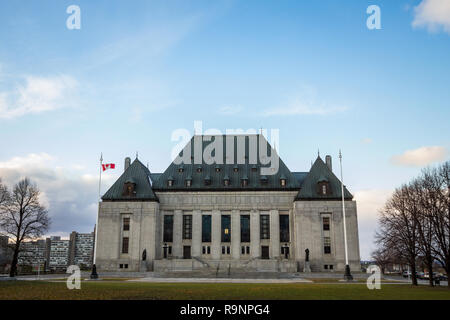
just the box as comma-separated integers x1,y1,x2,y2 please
0,0,449,259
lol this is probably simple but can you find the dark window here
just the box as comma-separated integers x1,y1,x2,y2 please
202,215,211,242
222,246,225,254
251,166,257,172
279,215,290,242
224,178,230,186
240,215,250,242
178,167,184,173
124,264,128,269
123,217,130,231
168,246,172,255
324,237,331,254
324,265,328,270
260,215,270,239
215,167,221,173
233,166,239,172
183,246,191,259
329,265,334,270
221,215,231,242
207,246,211,254
241,179,248,187
241,246,245,254
183,215,192,240
163,215,174,242
122,237,129,254
227,246,230,254
119,264,123,269
261,246,269,259
246,246,250,254
323,217,330,231
202,246,206,254
196,167,202,173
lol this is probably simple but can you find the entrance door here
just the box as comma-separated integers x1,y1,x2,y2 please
183,246,191,259
261,246,269,259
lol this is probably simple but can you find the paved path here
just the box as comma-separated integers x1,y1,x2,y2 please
128,277,313,283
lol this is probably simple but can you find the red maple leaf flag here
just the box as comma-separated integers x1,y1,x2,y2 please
102,163,116,171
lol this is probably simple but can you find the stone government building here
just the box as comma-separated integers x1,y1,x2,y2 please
96,135,360,273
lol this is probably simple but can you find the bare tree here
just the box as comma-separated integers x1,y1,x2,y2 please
0,179,8,206
0,178,50,277
376,185,420,286
426,162,450,288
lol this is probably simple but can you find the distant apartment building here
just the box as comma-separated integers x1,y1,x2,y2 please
15,230,95,272
49,239,70,270
0,236,12,273
69,232,94,268
18,240,46,267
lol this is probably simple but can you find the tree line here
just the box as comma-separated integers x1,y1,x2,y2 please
374,161,449,287
0,178,50,277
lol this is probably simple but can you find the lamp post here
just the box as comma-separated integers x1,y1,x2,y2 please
339,150,353,281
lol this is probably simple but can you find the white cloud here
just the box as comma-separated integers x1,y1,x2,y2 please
391,146,447,167
0,153,117,236
218,105,243,115
412,0,450,34
354,189,392,260
262,98,348,117
0,75,78,119
361,138,373,144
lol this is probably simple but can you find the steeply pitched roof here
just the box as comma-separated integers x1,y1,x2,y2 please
295,156,353,200
102,159,158,202
151,135,301,191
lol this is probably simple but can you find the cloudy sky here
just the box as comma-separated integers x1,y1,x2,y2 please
0,0,449,259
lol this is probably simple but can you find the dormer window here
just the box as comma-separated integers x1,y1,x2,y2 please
251,165,258,173
317,177,330,195
178,166,184,173
233,165,239,173
196,167,202,173
122,181,136,197
204,176,211,186
280,179,286,187
215,166,221,173
241,177,248,187
167,177,174,187
223,176,230,186
185,178,192,187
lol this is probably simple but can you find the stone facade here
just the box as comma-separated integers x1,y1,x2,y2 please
96,145,360,273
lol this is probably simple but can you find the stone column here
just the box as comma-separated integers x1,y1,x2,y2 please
173,210,183,258
250,210,260,258
192,210,202,257
231,210,240,260
270,209,280,259
211,210,221,260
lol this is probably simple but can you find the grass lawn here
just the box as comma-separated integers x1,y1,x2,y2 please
0,280,449,300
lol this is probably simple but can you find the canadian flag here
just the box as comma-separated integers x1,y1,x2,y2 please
102,163,116,171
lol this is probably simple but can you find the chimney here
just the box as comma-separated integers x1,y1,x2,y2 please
325,155,332,171
124,157,131,171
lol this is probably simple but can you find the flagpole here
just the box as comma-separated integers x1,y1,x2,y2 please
339,150,353,281
90,153,102,279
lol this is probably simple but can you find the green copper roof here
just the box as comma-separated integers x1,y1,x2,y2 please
102,159,158,202
101,135,353,201
295,156,353,200
151,135,301,191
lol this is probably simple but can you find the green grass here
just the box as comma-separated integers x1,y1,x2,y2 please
0,281,449,300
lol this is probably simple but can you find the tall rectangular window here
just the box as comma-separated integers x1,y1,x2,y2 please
240,215,250,242
279,215,290,242
221,215,231,242
163,215,173,242
183,215,192,240
323,217,330,231
260,215,270,240
123,217,130,231
202,215,212,242
324,237,331,254
122,237,129,254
